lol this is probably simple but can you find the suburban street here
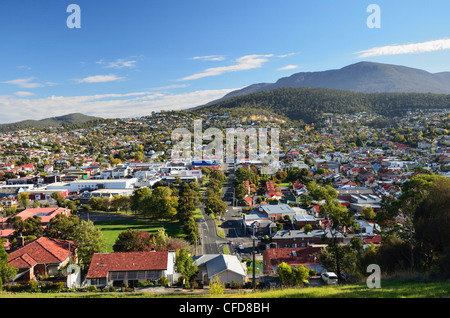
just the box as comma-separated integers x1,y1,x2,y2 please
197,163,257,261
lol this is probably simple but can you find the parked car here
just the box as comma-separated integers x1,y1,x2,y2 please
321,272,338,285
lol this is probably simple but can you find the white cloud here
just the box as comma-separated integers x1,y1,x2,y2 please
150,84,190,91
277,65,299,71
105,59,137,69
77,74,125,84
2,77,43,89
355,38,450,58
191,55,226,61
276,53,297,58
0,88,236,124
179,54,274,81
14,91,35,97
96,57,139,69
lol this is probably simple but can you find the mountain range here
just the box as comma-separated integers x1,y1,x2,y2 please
211,61,450,104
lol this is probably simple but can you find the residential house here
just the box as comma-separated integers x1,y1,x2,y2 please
292,213,318,230
254,204,297,222
14,207,71,231
43,165,54,173
317,162,340,174
85,251,177,288
350,194,382,213
265,181,282,200
7,237,78,286
192,254,247,286
262,246,324,275
271,229,344,248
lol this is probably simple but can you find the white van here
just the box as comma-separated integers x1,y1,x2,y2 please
321,272,338,284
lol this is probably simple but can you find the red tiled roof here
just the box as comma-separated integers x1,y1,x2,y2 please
8,237,76,269
263,246,322,268
15,207,70,224
86,251,169,279
364,235,382,245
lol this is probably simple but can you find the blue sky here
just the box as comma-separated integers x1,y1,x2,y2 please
0,0,449,123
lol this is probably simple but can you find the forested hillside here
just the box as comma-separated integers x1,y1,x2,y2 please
197,87,450,124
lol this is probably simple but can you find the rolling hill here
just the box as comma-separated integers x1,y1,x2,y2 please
0,113,103,131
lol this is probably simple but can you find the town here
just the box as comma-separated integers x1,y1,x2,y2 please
0,108,449,295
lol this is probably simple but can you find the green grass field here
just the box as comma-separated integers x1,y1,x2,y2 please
94,217,185,252
1,278,448,298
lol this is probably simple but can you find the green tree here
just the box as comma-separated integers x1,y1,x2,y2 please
0,246,18,285
361,206,376,220
277,262,293,287
292,265,310,286
413,177,450,273
175,248,198,287
88,197,104,211
204,189,227,217
210,169,225,183
209,275,225,295
47,214,80,240
18,192,30,209
183,217,199,244
113,229,156,252
130,187,152,214
72,220,106,268
234,167,257,185
379,174,447,270
235,183,248,200
148,187,178,220
177,184,196,220
303,224,313,235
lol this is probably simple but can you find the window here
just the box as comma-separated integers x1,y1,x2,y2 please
90,278,107,286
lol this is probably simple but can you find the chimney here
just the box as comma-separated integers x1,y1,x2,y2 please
18,234,25,247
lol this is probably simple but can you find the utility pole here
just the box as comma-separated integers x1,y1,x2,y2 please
252,226,256,291
68,241,71,288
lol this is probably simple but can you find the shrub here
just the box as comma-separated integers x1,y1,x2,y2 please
159,276,169,287
41,282,65,292
83,285,97,292
209,276,224,295
103,286,116,292
25,280,40,292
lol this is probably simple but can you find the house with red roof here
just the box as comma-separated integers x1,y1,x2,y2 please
86,251,177,288
265,181,283,200
20,163,35,172
7,237,77,283
262,246,324,275
2,207,71,250
15,207,71,229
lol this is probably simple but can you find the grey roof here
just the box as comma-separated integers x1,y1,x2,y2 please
258,204,295,215
193,254,246,278
272,229,343,240
293,214,317,222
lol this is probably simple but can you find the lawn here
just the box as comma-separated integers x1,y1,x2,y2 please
1,278,448,298
94,217,185,252
233,279,450,298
